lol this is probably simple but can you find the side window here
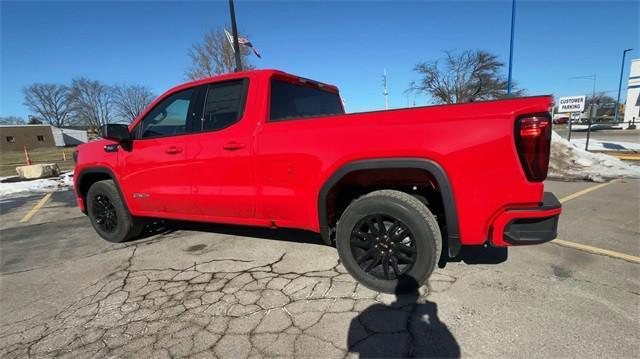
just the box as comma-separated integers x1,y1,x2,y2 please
136,88,194,139
269,79,344,121
198,79,247,132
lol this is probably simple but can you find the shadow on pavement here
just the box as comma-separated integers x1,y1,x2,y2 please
347,277,460,358
135,218,327,246
0,194,42,215
446,244,508,265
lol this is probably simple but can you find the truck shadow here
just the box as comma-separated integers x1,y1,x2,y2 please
134,220,507,263
136,219,326,246
347,277,460,358
443,244,508,266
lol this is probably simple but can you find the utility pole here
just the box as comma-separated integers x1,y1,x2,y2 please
585,74,596,151
614,48,633,123
383,68,389,110
228,0,242,72
507,0,516,95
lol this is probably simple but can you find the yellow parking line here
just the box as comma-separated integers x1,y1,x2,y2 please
611,155,640,161
552,180,639,264
19,192,52,223
553,239,640,264
559,181,615,204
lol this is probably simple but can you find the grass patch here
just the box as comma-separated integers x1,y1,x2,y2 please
0,146,76,177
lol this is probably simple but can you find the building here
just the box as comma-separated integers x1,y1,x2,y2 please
0,125,55,152
624,58,640,126
51,127,88,147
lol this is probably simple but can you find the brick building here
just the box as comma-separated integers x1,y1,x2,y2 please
0,125,56,152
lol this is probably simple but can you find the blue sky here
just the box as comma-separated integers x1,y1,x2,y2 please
1,0,638,117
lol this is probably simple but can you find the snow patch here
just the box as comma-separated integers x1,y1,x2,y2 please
0,172,74,198
549,131,640,182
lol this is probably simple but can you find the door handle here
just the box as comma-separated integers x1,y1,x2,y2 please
223,141,245,150
165,146,183,154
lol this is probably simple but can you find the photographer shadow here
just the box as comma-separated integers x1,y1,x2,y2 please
347,277,460,358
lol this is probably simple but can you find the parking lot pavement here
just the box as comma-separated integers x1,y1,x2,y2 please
552,179,639,257
0,180,638,358
0,191,83,231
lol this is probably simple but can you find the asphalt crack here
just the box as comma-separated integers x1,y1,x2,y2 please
0,249,459,358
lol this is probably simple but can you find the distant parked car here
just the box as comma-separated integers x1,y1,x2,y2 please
553,117,568,124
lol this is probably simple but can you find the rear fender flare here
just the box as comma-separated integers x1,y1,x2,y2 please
317,158,461,257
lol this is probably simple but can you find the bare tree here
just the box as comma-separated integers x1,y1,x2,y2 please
112,84,156,123
186,28,255,80
409,50,524,104
0,116,25,125
22,83,74,127
586,92,616,107
0,116,26,125
70,77,113,130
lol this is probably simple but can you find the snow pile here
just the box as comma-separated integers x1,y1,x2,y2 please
0,172,74,198
549,131,640,182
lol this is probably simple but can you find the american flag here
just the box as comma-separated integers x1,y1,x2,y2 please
224,29,261,58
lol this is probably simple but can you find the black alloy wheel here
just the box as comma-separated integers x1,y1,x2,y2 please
336,190,441,293
92,194,118,233
86,179,145,243
350,214,417,280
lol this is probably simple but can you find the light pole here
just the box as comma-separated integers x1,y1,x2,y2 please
569,74,596,150
614,48,633,123
569,74,596,99
507,0,516,95
228,0,242,72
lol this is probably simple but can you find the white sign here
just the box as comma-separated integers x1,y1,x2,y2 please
558,96,586,113
570,112,581,120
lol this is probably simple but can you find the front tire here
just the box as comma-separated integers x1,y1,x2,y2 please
336,190,442,293
87,180,144,243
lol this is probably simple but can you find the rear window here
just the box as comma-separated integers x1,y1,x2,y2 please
269,79,344,121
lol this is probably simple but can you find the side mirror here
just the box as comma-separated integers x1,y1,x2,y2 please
100,124,131,142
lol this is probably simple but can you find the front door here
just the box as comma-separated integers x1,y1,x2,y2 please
119,87,198,214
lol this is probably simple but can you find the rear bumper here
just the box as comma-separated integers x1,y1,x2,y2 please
491,192,561,246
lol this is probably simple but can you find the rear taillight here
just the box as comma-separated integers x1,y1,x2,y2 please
515,115,551,182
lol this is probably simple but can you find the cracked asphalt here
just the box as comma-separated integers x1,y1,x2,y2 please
0,179,638,358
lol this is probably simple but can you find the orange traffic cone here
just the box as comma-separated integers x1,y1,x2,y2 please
24,145,32,165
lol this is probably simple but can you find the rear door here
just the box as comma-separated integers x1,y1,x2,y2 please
185,79,257,218
119,87,199,214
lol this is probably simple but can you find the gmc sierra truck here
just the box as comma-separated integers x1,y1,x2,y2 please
73,69,561,293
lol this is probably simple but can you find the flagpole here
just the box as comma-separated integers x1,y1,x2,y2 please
383,68,389,110
228,0,242,72
507,0,516,95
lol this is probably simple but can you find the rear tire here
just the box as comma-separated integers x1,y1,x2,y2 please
87,180,144,243
336,190,441,293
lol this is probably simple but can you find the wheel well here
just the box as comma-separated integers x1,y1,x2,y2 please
324,168,447,243
78,172,113,201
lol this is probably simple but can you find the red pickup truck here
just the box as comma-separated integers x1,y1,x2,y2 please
73,69,561,292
